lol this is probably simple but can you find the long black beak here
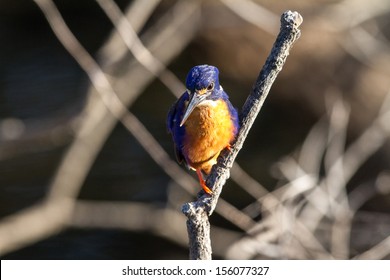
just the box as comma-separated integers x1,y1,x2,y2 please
180,90,207,127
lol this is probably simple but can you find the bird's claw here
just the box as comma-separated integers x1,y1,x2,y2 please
196,169,213,194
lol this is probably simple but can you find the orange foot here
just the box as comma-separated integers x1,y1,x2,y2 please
196,169,213,194
225,144,232,152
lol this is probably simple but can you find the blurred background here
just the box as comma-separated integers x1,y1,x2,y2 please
1,0,390,259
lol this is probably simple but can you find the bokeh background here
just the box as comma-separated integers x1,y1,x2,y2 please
1,0,390,259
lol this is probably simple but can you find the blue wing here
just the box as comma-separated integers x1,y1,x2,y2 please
226,99,240,136
167,91,190,165
221,90,240,137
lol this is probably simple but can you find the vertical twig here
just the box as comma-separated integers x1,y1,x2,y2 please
182,10,303,260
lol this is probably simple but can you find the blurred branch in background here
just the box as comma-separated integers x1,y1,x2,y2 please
221,0,279,35
0,0,389,259
226,91,390,259
0,0,254,256
0,0,200,255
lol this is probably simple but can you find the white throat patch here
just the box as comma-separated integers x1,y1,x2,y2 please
198,99,218,107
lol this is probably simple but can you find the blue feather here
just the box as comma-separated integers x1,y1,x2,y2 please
167,65,240,191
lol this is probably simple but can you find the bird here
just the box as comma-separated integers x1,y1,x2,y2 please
167,65,239,194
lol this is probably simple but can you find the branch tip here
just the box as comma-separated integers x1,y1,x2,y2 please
282,10,303,29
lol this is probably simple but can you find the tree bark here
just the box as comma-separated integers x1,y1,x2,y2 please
182,10,303,260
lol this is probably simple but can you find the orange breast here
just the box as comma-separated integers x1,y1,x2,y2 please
183,99,235,173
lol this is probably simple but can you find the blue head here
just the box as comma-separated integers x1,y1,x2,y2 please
185,65,220,93
180,65,226,126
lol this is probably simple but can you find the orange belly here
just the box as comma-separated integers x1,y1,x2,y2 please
183,100,234,173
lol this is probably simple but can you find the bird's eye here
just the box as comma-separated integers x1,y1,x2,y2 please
207,83,214,91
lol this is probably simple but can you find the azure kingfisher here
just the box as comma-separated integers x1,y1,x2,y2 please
167,65,240,194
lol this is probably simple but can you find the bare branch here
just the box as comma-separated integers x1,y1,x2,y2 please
70,200,242,259
70,201,189,247
96,0,185,95
322,0,390,31
0,0,199,256
98,0,162,67
220,0,279,35
0,199,73,254
354,236,390,260
182,10,303,260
